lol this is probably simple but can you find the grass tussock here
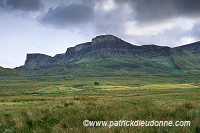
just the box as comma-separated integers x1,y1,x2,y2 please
0,99,199,133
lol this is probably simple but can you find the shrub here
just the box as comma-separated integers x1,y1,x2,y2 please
94,82,99,85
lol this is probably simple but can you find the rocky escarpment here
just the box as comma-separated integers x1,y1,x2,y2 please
176,41,200,55
64,35,179,58
54,53,65,60
25,53,55,66
22,34,200,71
64,35,134,58
65,42,91,58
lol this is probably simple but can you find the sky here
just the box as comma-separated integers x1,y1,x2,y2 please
1,0,200,68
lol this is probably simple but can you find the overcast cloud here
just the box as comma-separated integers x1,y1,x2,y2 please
1,0,200,68
131,0,200,23
39,4,94,27
0,0,44,11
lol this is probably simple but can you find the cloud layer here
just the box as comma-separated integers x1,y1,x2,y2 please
0,0,43,11
39,4,94,27
37,0,200,41
1,0,200,47
131,0,200,23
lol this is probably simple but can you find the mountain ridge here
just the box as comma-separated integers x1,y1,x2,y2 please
17,35,200,75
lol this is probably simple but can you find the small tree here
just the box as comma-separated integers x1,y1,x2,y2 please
94,82,99,85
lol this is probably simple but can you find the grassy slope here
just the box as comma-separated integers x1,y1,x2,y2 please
25,56,180,76
20,52,200,76
173,53,200,72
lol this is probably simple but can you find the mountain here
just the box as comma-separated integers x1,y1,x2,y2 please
17,35,200,76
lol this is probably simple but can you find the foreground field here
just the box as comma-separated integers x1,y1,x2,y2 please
0,74,199,133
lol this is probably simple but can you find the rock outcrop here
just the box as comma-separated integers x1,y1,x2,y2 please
54,53,65,60
25,53,55,66
65,42,91,58
176,41,200,55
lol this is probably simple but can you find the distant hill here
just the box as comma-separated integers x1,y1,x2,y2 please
17,35,200,76
0,66,26,76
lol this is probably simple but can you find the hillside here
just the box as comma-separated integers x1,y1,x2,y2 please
0,66,26,76
17,35,200,76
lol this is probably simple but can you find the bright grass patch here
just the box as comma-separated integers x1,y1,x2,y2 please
97,84,200,90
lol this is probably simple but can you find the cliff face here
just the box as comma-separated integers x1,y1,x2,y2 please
65,35,131,58
176,41,200,55
90,35,136,56
53,53,65,60
25,53,55,66
64,35,177,58
65,42,91,58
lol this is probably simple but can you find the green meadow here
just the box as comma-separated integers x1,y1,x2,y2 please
0,74,199,133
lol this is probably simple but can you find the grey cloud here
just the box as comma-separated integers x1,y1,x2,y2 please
133,0,175,22
39,4,94,27
90,1,131,36
83,0,200,23
0,0,6,8
0,0,43,11
174,0,200,16
124,0,200,23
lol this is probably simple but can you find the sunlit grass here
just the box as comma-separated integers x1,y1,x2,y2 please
97,84,200,90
